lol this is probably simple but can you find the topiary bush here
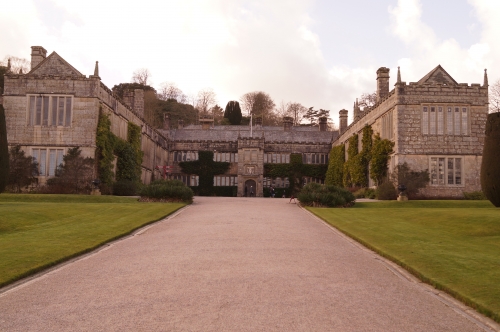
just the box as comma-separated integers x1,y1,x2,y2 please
376,181,397,200
463,191,487,200
353,187,376,199
297,182,355,207
140,179,193,203
481,112,500,207
113,180,140,196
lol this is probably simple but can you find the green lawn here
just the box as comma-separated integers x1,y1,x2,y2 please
308,200,500,322
0,194,186,288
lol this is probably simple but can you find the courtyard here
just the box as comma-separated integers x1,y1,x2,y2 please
0,196,498,331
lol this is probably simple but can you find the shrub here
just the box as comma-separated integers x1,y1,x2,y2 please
390,162,430,199
481,112,500,207
113,180,140,196
354,187,376,199
297,182,355,208
140,179,193,203
463,191,487,200
376,181,397,200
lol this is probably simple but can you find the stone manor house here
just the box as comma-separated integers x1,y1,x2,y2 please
1,46,489,198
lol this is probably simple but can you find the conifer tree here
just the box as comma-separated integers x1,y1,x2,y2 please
0,105,8,192
224,101,242,125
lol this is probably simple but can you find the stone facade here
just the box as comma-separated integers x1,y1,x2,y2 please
160,125,336,197
335,65,488,198
2,46,169,185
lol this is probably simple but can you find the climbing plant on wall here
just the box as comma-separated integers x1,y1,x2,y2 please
325,144,345,187
179,151,230,196
343,134,359,187
370,133,394,185
95,107,144,191
264,153,328,194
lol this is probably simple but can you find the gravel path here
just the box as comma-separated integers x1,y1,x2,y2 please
0,197,497,331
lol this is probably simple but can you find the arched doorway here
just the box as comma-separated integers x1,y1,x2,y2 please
244,179,256,197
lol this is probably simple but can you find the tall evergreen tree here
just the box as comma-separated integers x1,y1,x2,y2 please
0,105,9,192
224,101,242,125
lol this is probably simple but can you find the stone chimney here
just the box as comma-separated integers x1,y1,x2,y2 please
319,117,328,131
31,46,47,70
376,67,390,103
163,114,170,130
122,89,145,119
339,109,348,134
283,116,293,131
178,119,184,129
199,114,214,130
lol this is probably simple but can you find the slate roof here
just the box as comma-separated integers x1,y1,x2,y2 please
167,125,337,144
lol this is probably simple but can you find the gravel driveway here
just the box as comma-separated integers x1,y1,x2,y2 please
0,197,497,331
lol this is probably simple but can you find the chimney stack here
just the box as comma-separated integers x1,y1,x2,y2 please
376,67,390,103
163,114,170,130
319,117,328,131
31,46,47,70
283,116,293,131
178,119,184,129
339,109,348,134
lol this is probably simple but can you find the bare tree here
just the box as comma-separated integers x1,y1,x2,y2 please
132,68,151,85
1,56,31,74
288,102,308,125
196,88,217,115
158,82,186,102
240,91,275,124
358,91,377,109
275,101,291,118
490,79,500,113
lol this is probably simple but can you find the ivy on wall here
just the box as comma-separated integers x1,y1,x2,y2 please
264,153,327,193
325,145,344,187
327,125,393,189
370,133,394,185
179,151,230,196
95,108,144,191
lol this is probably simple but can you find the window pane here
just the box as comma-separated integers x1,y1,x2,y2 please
461,108,468,135
429,107,436,134
272,153,276,163
455,158,462,185
286,154,290,163
35,96,42,125
65,97,72,126
447,107,453,135
438,158,445,185
235,153,238,163
437,107,443,135
48,149,57,176
56,149,64,169
430,157,437,185
447,158,454,185
51,97,58,126
422,107,429,135
39,149,47,176
454,107,460,135
29,96,36,125
42,96,49,126
58,98,65,126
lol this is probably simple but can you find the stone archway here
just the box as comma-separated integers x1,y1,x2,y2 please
244,179,256,197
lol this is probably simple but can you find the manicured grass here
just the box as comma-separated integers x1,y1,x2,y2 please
0,194,186,288
308,200,500,323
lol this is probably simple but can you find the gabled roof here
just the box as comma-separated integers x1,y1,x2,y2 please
27,51,84,77
417,65,457,85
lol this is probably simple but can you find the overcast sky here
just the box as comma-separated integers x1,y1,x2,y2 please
1,0,498,125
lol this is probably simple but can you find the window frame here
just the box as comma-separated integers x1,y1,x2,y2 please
27,94,73,128
429,155,464,187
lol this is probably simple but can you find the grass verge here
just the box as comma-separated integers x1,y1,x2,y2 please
307,200,500,323
0,194,186,288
